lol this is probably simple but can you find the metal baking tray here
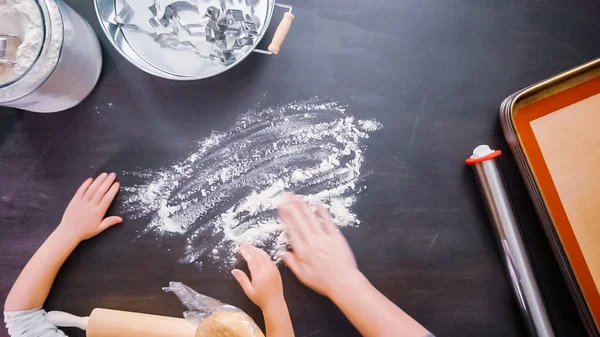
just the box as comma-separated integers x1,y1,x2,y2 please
501,58,600,337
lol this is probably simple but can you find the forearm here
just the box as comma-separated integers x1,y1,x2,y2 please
262,299,295,337
4,227,79,311
328,272,430,337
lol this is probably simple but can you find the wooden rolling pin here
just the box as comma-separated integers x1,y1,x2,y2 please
47,308,265,337
47,309,197,337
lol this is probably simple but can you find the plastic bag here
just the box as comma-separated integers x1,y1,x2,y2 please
163,282,265,337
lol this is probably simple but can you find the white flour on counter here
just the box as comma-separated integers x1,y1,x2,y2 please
120,98,382,268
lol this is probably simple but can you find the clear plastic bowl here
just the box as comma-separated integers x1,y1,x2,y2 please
0,0,102,113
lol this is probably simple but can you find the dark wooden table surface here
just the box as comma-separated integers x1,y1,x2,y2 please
2,0,599,336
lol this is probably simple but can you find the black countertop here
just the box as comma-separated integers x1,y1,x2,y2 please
2,0,599,336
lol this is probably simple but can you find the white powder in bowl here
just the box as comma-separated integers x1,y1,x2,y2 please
0,0,44,83
120,98,382,269
0,0,64,109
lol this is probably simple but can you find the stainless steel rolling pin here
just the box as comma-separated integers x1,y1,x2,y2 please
466,145,554,337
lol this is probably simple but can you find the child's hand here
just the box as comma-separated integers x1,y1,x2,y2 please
57,173,122,243
232,244,285,312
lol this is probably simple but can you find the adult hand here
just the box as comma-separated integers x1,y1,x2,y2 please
279,194,360,297
232,244,285,312
57,173,122,242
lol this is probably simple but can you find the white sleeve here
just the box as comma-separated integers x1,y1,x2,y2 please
4,309,67,337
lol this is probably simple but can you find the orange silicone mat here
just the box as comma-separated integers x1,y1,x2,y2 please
514,75,600,328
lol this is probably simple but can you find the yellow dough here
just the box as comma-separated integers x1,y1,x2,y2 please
196,311,265,337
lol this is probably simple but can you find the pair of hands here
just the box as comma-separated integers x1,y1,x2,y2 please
63,175,290,313
59,174,285,312
63,175,358,308
232,193,360,310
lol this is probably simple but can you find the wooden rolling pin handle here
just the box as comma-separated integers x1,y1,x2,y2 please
46,311,89,330
87,308,198,337
268,12,295,54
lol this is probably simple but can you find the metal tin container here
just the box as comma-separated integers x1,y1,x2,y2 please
500,58,600,336
0,0,102,113
94,0,294,80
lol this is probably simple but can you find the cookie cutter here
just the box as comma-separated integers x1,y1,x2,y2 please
0,36,19,62
205,6,220,21
113,0,134,24
112,0,210,55
243,16,259,34
148,0,198,24
113,4,176,37
225,21,243,34
169,3,204,35
149,1,200,30
195,1,264,62
225,9,245,25
209,50,235,65
228,36,253,50
205,20,225,42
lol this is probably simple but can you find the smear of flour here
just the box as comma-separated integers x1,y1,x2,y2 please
120,98,381,268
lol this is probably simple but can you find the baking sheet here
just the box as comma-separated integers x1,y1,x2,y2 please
509,69,600,332
531,93,600,295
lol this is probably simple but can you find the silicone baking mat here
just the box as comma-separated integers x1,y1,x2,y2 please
513,74,600,327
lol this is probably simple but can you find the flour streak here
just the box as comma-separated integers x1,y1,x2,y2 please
120,98,381,268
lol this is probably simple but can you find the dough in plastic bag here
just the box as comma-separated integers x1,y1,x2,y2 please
163,282,265,337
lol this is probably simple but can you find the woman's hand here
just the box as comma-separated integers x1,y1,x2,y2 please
56,173,122,243
279,194,360,297
232,244,285,312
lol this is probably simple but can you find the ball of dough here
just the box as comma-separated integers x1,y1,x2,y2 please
196,311,265,337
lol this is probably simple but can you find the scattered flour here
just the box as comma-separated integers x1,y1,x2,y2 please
358,120,381,132
120,98,382,268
